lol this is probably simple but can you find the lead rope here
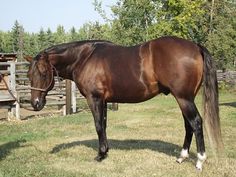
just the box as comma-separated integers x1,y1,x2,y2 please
53,65,63,95
0,72,35,111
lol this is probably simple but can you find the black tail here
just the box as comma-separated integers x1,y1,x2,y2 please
198,44,224,154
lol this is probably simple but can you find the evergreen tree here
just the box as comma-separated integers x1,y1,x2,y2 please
0,31,14,53
54,25,67,44
11,20,21,52
69,27,78,41
46,28,55,47
37,28,47,51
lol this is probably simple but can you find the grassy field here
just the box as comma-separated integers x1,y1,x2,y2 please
0,91,235,177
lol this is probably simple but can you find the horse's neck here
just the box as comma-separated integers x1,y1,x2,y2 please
49,54,75,80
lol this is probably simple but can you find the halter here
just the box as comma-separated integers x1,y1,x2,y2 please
30,62,59,92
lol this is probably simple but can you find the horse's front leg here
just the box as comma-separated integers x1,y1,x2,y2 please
87,95,109,161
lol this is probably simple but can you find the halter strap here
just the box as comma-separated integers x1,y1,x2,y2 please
29,87,48,92
30,63,59,92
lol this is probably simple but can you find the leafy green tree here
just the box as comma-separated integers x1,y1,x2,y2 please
95,0,205,45
149,0,205,41
109,0,156,45
204,0,236,70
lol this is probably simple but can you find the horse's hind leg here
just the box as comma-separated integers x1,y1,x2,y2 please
176,115,193,163
86,95,109,161
176,98,207,170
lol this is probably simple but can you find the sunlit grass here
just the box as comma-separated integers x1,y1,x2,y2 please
0,91,235,177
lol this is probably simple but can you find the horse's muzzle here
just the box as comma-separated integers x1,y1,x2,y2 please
31,98,45,111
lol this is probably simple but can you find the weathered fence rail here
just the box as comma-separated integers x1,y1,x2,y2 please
217,70,236,85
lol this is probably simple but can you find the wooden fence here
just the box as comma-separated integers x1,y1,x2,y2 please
217,70,236,85
0,61,81,119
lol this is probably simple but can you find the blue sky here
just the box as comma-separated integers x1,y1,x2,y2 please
0,0,116,33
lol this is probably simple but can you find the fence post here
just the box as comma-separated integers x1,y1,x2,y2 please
66,79,72,115
71,81,77,113
112,103,118,111
9,62,20,119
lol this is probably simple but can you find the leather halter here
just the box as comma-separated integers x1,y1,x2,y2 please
30,62,58,92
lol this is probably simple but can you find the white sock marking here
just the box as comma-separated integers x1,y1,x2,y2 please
177,149,189,163
196,153,207,171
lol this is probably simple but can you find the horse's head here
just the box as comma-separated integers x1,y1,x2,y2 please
26,53,55,111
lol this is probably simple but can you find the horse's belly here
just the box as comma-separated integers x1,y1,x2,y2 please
106,81,159,103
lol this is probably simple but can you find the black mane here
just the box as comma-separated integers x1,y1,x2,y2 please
43,40,112,55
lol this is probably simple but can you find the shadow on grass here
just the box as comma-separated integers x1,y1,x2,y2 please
51,139,195,158
0,139,26,160
220,102,236,108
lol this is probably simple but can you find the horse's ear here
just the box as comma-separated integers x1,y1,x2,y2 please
24,55,33,63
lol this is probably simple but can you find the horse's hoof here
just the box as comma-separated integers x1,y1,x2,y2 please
176,149,189,164
176,157,185,164
196,162,203,171
196,165,203,171
94,154,107,162
195,153,207,172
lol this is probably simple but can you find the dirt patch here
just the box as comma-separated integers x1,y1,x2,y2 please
0,106,64,121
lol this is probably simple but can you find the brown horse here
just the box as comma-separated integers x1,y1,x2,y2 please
26,36,223,170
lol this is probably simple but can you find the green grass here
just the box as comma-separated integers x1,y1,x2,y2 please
0,91,236,177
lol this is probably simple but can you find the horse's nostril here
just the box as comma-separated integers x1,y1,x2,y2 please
32,98,40,110
34,98,39,106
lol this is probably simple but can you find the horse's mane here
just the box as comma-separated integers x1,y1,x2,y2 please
33,40,113,61
44,40,113,55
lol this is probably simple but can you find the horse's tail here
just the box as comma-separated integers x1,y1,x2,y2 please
198,44,224,155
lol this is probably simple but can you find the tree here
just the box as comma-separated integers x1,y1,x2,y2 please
69,27,79,41
0,31,12,53
37,28,47,51
10,20,25,61
11,20,21,52
204,0,236,70
77,22,111,41
46,28,55,47
95,0,205,45
109,0,156,45
24,33,40,56
148,0,205,42
54,25,67,44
